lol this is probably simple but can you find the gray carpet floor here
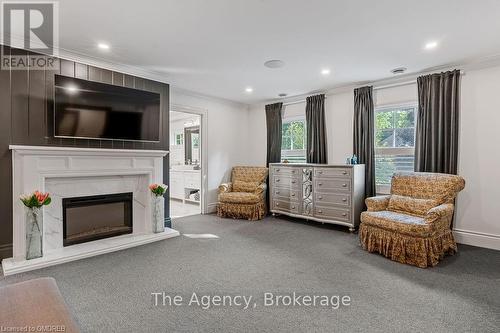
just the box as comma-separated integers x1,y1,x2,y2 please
1,214,500,333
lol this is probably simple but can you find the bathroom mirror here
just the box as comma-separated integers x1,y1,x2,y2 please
184,125,200,165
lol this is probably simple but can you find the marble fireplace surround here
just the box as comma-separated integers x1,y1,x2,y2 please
2,145,179,276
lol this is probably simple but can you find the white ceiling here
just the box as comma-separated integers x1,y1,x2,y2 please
58,0,500,104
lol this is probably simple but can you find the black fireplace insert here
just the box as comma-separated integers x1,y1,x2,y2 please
62,192,133,246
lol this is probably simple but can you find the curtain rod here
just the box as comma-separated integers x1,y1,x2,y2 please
373,80,416,91
281,70,465,105
283,97,327,106
373,70,465,91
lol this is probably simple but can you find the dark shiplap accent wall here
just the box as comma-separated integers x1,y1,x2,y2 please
0,46,170,259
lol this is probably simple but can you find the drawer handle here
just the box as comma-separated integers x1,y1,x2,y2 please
318,171,323,174
291,180,296,184
292,170,296,173
276,179,280,182
342,183,347,187
291,193,295,197
276,191,280,194
342,171,348,175
318,210,323,214
318,182,323,186
275,202,279,206
276,169,280,172
292,206,296,209
342,213,347,217
342,198,347,202
318,196,323,200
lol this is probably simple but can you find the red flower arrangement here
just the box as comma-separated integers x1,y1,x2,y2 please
20,191,52,208
149,184,168,197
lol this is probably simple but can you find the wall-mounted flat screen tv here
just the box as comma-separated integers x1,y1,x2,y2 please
54,75,161,142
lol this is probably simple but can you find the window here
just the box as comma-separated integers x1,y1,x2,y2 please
374,104,417,193
175,133,183,145
281,117,306,163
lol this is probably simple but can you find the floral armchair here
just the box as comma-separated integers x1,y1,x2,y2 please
217,166,269,221
359,172,465,268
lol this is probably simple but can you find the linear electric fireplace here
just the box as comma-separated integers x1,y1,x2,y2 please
62,192,133,246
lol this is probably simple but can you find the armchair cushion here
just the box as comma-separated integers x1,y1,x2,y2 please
361,210,432,237
219,192,261,204
233,180,260,193
387,195,438,217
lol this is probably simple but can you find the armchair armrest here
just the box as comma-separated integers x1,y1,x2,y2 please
365,195,391,211
425,203,454,224
218,182,232,194
253,183,267,197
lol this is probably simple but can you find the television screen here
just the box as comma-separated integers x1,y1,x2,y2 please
54,75,161,142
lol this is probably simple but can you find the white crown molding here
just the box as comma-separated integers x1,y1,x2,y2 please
1,40,249,108
56,47,249,109
256,52,500,108
170,86,249,109
4,38,500,108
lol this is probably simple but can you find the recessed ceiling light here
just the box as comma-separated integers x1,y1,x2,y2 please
321,68,331,75
391,67,407,75
264,60,285,69
424,41,438,50
97,43,110,50
245,87,253,93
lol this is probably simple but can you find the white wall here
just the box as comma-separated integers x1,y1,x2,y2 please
170,91,250,212
247,86,414,166
246,65,500,250
247,92,355,165
455,65,500,250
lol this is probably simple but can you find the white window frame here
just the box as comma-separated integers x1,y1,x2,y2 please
174,132,184,146
374,103,417,194
281,115,307,163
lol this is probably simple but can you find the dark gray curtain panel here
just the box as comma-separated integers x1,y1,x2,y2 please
353,86,376,198
265,102,283,166
415,70,460,174
305,94,327,163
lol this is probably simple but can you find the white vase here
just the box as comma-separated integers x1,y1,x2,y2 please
152,196,165,233
25,207,43,260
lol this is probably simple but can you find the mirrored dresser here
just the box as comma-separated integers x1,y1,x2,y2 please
269,163,365,232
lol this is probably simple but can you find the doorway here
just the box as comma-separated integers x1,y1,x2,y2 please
169,106,207,218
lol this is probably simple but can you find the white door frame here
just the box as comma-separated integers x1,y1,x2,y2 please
170,104,208,214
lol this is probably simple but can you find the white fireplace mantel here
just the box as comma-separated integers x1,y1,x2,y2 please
2,145,179,276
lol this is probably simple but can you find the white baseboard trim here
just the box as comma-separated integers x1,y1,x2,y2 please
453,229,500,251
207,203,218,214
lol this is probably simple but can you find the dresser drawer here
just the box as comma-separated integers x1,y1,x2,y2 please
273,175,300,188
272,200,300,214
314,179,351,192
272,166,301,177
314,207,350,221
273,187,301,201
315,193,351,207
314,167,351,178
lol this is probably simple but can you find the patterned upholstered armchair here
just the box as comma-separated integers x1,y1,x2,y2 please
217,166,269,221
360,172,465,268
